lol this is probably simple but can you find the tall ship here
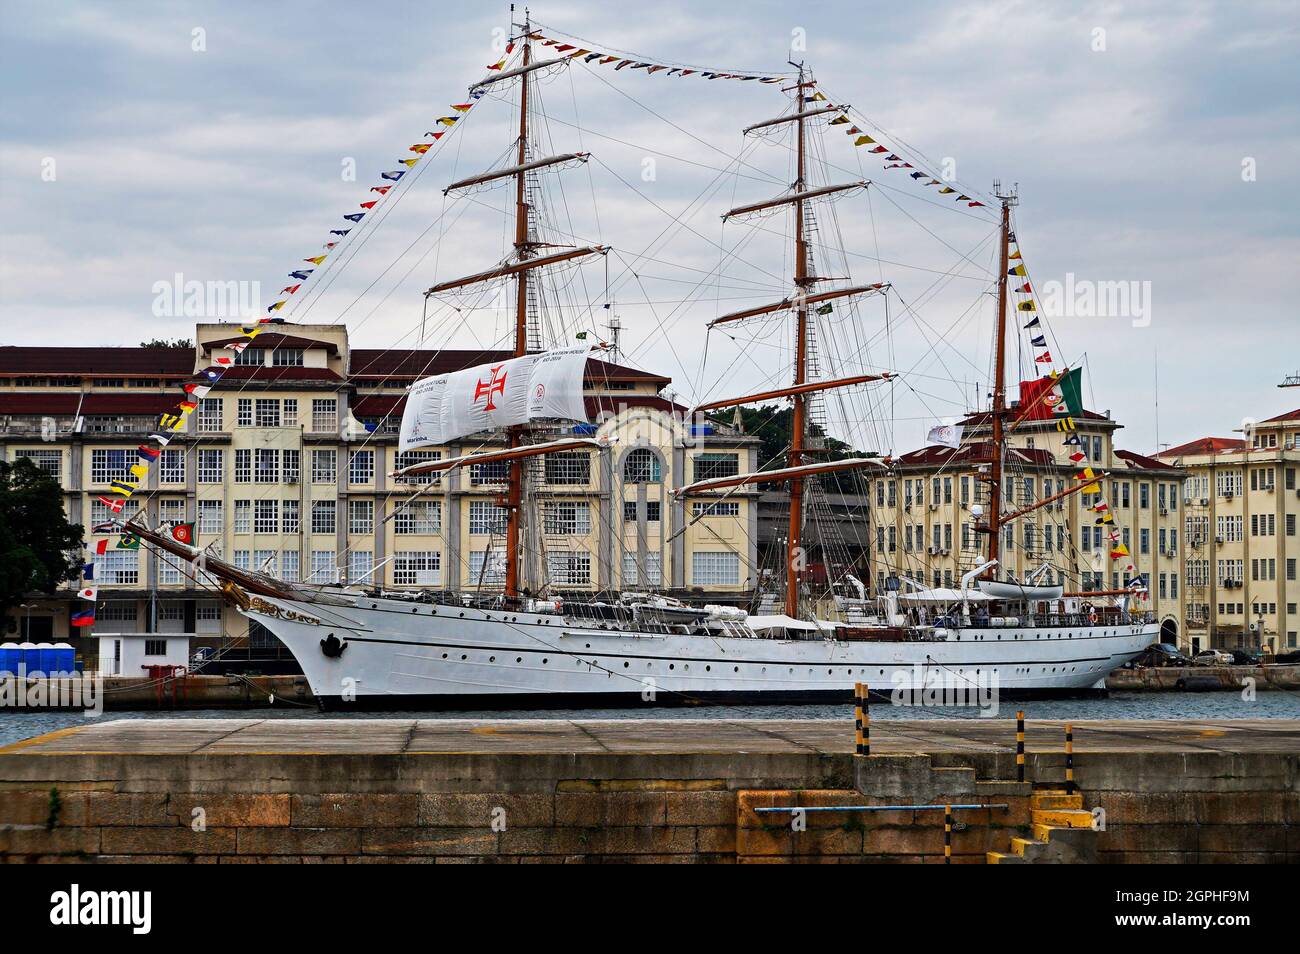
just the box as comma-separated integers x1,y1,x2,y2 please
125,16,1158,707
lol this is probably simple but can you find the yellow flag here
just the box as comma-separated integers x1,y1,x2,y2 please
303,255,326,265
939,187,955,194
129,463,148,480
829,115,849,125
400,158,419,167
854,135,874,146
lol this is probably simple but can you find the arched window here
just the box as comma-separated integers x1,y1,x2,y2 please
623,449,661,484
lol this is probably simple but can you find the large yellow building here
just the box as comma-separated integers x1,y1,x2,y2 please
1158,409,1300,654
0,323,760,652
869,407,1188,645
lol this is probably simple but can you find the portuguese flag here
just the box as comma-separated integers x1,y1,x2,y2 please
170,522,195,546
1017,367,1083,422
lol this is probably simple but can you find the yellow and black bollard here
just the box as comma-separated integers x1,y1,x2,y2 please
862,684,871,756
1065,722,1075,792
854,683,865,757
944,804,952,865
1016,710,1026,783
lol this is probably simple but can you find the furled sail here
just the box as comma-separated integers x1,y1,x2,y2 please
398,346,593,451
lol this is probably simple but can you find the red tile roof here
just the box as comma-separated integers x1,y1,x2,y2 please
349,349,669,384
894,442,1056,468
0,346,193,376
0,393,180,415
350,393,688,421
216,366,343,382
1260,408,1300,424
1158,436,1245,458
1114,449,1176,471
202,333,337,355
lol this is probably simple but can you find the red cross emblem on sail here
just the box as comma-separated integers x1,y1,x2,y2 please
474,364,508,411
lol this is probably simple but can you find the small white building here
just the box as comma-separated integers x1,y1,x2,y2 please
97,632,192,676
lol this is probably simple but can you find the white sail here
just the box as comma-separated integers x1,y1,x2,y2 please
399,346,592,452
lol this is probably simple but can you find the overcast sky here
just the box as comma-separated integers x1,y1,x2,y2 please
2,0,1296,454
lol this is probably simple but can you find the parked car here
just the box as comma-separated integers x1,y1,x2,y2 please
1125,643,1193,668
1228,649,1263,666
1193,649,1234,666
1274,650,1300,665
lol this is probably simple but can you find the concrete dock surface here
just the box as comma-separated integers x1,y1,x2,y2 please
7,717,1300,756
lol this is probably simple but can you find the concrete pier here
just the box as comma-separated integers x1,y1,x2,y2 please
2,719,1297,863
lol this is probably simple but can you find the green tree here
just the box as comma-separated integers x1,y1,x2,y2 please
0,458,84,613
139,337,193,349
733,404,874,491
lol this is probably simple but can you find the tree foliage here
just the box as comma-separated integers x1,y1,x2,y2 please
0,458,84,613
138,337,193,349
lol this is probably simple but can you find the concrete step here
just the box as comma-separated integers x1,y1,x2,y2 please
1010,836,1040,857
1032,808,1094,829
986,851,1027,864
1031,793,1083,810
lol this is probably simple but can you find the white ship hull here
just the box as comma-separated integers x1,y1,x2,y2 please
241,593,1158,709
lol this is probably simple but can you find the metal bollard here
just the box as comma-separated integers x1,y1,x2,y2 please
1065,723,1075,792
1016,710,1025,783
854,683,865,757
862,684,871,756
944,804,952,865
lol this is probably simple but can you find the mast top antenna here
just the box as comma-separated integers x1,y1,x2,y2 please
993,180,1019,205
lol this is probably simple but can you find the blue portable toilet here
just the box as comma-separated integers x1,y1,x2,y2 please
18,642,37,674
53,642,75,674
35,642,56,674
0,642,18,675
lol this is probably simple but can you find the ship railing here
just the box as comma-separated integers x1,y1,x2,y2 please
942,611,1153,630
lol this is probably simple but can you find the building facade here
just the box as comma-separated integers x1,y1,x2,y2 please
0,323,760,658
868,408,1188,646
1159,409,1300,654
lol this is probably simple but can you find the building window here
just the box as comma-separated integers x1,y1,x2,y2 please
198,500,223,534
394,500,441,535
280,550,300,582
468,500,507,535
311,450,336,484
90,449,132,484
197,398,223,432
283,399,299,427
469,460,509,486
143,639,167,657
546,553,592,586
253,399,280,428
393,450,441,486
254,448,279,483
311,399,337,433
622,552,662,586
543,501,591,535
197,449,223,484
272,349,304,367
234,449,251,483
311,500,337,534
283,449,300,483
467,550,506,585
347,550,374,584
17,450,61,480
623,501,637,522
158,449,185,484
309,550,336,583
348,450,375,485
544,452,590,485
234,500,251,534
254,500,279,534
692,501,739,518
646,500,661,522
234,347,264,366
692,453,738,482
623,449,661,483
282,500,300,534
692,551,740,586
237,398,253,427
97,600,137,622
102,550,139,585
393,551,441,586
348,499,374,535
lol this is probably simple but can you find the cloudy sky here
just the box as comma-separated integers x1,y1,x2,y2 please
2,0,1296,454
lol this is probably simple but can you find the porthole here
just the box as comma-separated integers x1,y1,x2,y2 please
460,654,467,660
705,665,711,672
489,656,496,663
515,657,522,663
542,658,549,665
441,653,448,659
623,662,629,668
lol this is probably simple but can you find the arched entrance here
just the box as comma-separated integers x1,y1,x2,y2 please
1159,617,1178,646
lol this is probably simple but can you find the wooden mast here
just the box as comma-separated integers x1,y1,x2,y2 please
504,17,532,600
786,66,813,618
983,186,1017,579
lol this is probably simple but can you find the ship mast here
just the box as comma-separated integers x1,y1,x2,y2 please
983,184,1017,578
785,65,813,618
503,15,533,599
